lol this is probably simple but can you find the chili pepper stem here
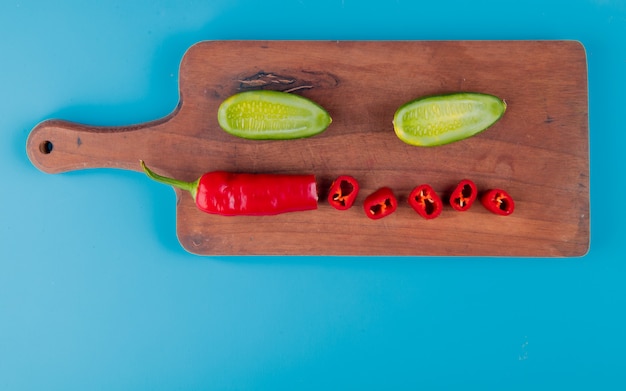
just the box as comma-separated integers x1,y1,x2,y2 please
140,160,199,200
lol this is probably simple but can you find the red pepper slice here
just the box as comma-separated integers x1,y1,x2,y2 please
449,179,477,212
328,175,359,210
481,188,515,216
140,161,318,216
409,184,443,219
363,187,397,220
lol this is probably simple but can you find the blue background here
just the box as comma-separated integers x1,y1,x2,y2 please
1,1,625,389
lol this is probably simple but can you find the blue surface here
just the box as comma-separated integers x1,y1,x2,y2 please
1,1,625,389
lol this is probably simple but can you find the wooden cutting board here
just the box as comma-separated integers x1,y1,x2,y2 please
26,40,589,257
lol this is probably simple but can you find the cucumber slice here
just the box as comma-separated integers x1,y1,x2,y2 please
217,90,332,140
393,93,507,147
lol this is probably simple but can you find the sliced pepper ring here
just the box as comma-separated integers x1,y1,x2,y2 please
481,188,515,216
409,184,443,219
363,187,397,220
328,175,359,210
449,179,477,212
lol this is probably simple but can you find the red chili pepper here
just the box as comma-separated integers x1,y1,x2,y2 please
481,188,515,216
363,187,397,220
140,161,318,216
409,184,443,219
328,175,359,210
449,179,477,212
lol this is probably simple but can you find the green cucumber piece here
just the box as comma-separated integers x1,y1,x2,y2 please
217,90,332,140
393,92,507,147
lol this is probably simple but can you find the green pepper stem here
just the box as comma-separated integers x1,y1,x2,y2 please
140,160,199,200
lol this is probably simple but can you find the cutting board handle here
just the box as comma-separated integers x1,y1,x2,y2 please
26,116,174,174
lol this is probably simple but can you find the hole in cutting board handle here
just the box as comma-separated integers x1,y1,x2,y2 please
39,140,53,154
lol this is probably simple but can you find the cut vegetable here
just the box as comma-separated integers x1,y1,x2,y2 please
363,187,397,220
139,160,318,216
217,90,332,140
481,188,515,216
449,179,478,212
328,175,359,210
393,92,506,147
409,184,443,219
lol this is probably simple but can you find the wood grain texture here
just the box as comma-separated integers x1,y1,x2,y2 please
26,40,589,256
